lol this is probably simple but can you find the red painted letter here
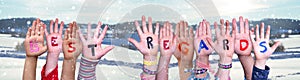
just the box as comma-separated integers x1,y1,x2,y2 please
163,40,170,50
68,42,76,53
51,37,58,46
240,39,249,51
178,42,189,54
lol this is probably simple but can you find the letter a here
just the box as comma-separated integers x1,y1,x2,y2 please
198,40,209,53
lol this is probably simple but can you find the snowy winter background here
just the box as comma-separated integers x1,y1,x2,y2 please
1,34,300,80
1,0,300,80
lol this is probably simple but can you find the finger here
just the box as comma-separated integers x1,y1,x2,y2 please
64,28,69,40
97,46,114,58
142,16,148,33
220,19,225,36
87,23,91,40
270,41,281,54
34,23,42,36
50,20,54,33
155,22,159,35
202,20,207,35
40,24,46,37
54,18,59,33
128,38,140,49
159,27,163,39
31,21,36,36
68,28,72,39
189,27,194,38
59,21,64,35
135,20,143,37
35,18,41,36
199,21,203,36
260,23,265,39
94,22,101,39
68,23,73,38
180,21,184,37
99,25,108,41
214,22,220,38
206,22,212,37
245,19,250,34
225,20,230,35
26,27,31,38
166,21,170,36
162,22,166,37
255,25,260,41
35,22,40,36
231,21,236,38
77,29,86,42
175,22,180,37
232,18,238,36
36,18,40,24
184,21,188,37
148,17,153,33
44,24,49,36
195,22,200,38
73,22,79,38
265,25,271,39
239,16,244,33
250,28,256,43
169,23,173,37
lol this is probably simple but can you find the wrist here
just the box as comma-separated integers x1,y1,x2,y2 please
196,56,209,63
219,56,232,64
143,55,157,61
255,59,267,69
26,56,38,60
46,52,60,65
179,59,193,68
63,59,77,64
47,52,60,59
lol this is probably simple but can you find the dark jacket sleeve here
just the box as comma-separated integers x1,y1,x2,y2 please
252,65,270,80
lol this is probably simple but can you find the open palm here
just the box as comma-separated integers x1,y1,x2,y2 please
194,20,213,56
234,17,253,56
128,16,160,59
78,22,114,60
62,22,83,60
24,19,47,57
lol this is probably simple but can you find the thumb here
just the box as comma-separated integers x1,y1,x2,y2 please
97,46,114,58
128,38,140,50
41,45,48,54
206,37,216,50
270,41,281,53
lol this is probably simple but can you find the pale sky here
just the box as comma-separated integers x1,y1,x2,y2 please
0,0,299,24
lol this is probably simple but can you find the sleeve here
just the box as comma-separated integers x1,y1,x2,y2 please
252,65,270,80
77,57,100,80
41,64,58,80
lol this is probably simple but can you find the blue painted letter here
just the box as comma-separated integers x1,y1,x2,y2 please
259,41,267,53
198,40,209,53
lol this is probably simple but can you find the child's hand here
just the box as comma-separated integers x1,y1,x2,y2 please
250,23,281,69
78,22,114,60
24,18,47,57
62,22,83,60
45,18,63,55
